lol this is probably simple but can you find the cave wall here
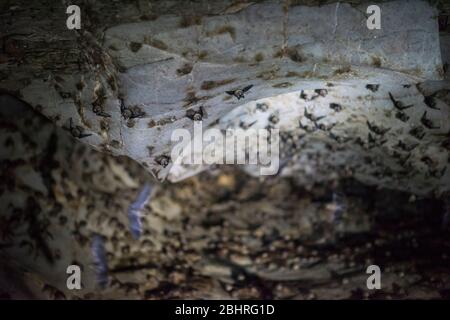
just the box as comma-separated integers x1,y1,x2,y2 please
0,0,448,196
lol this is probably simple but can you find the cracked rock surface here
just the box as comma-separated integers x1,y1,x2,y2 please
1,0,448,195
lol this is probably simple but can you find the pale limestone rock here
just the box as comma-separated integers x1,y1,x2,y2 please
0,0,447,196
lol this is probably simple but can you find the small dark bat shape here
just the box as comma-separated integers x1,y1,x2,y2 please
314,121,335,131
130,110,146,119
329,132,350,143
395,111,409,122
299,120,316,133
367,133,386,147
304,108,326,122
69,118,92,139
388,92,413,110
329,103,342,112
409,126,426,140
366,84,380,92
97,111,111,117
92,104,111,117
226,85,253,100
299,90,308,100
239,120,257,129
397,140,418,152
121,104,146,119
420,111,439,129
313,89,328,98
424,95,439,110
366,121,390,135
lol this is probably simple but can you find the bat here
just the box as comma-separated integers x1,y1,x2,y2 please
69,118,92,139
424,95,439,110
420,111,439,129
388,92,413,110
226,85,253,100
128,183,153,240
366,84,380,92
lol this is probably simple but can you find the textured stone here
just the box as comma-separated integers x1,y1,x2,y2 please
1,0,447,195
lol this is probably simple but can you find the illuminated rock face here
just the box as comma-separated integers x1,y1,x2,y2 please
1,0,448,195
171,81,450,196
1,0,449,300
1,96,449,300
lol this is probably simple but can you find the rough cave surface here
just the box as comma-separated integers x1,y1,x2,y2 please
0,98,449,299
0,0,449,299
1,0,448,194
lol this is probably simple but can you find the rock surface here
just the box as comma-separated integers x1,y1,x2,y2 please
0,100,449,299
0,0,448,195
0,0,449,300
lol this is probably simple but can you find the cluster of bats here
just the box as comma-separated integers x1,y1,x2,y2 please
76,81,448,288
